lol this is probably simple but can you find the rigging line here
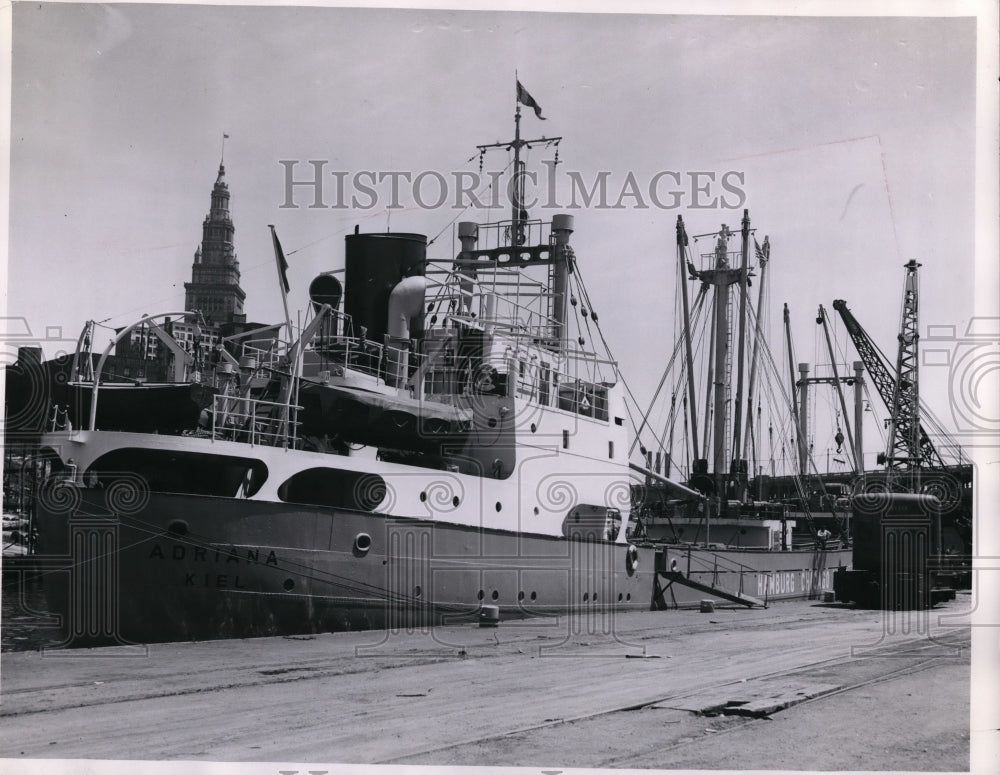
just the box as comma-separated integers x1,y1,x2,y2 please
94,290,190,326
573,259,692,466
106,510,410,596
753,315,806,463
623,282,708,457
428,158,515,247
283,156,515,258
661,355,695,467
625,310,688,456
864,381,888,449
100,516,413,601
843,318,956,465
659,285,711,462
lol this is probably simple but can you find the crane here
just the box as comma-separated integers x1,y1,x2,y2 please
832,260,945,474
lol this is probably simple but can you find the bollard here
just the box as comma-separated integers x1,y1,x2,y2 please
479,605,500,627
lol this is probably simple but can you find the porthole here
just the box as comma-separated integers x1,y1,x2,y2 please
533,506,539,515
495,502,502,512
583,593,589,602
420,491,427,502
353,532,372,555
477,589,484,600
530,591,537,601
487,418,497,428
283,579,295,591
491,590,499,601
414,585,422,597
530,423,537,433
452,496,460,507
617,593,623,602
167,520,188,537
518,591,525,601
626,593,631,601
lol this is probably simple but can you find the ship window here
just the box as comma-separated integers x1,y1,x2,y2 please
538,364,551,406
87,448,268,498
277,468,387,512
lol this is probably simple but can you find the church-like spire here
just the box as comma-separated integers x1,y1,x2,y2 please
183,154,246,325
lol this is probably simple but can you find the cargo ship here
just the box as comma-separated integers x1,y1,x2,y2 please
6,98,854,646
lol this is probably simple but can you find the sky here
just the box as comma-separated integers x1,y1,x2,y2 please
2,1,995,473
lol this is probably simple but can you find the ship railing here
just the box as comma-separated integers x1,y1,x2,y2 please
467,218,549,252
790,537,845,552
236,341,283,371
428,262,559,341
678,546,770,601
698,248,746,269
298,299,617,414
210,393,301,448
306,331,431,390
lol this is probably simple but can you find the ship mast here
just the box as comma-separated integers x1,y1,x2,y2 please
689,215,751,511
475,90,560,241
473,88,564,341
676,216,700,462
513,100,523,229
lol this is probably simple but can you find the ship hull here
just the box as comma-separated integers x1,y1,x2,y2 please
31,488,851,646
31,488,655,645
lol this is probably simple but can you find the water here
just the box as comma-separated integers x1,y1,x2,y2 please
1,569,66,652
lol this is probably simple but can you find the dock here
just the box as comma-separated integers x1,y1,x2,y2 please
1,596,972,770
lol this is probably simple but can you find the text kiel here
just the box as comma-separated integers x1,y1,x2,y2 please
148,543,280,589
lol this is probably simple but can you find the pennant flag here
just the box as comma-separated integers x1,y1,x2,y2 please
270,226,290,293
516,80,546,120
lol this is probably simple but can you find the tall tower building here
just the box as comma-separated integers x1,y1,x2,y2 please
184,163,246,325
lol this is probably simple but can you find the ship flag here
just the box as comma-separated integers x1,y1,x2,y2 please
269,225,293,341
516,80,546,120
270,226,291,293
754,236,770,264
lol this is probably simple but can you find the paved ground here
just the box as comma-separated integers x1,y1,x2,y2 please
0,594,978,772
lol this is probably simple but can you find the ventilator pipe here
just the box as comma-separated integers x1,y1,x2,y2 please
458,221,479,253
456,222,479,313
308,274,342,337
388,275,427,340
550,214,574,344
386,275,428,387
